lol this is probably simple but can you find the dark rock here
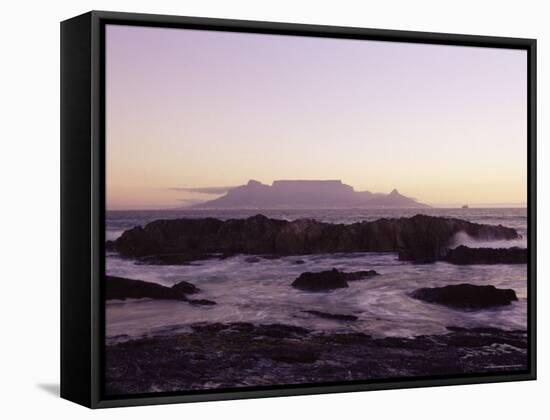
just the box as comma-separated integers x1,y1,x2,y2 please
136,253,216,265
293,259,306,264
227,322,255,333
445,326,528,349
188,299,217,306
269,345,320,364
171,280,200,295
341,270,380,281
410,283,518,309
106,276,184,301
303,310,358,321
444,245,527,265
105,322,527,395
108,214,520,264
328,333,372,345
447,326,526,335
261,254,282,260
292,269,349,292
291,269,379,292
190,322,308,338
244,256,261,263
190,323,229,333
253,324,310,338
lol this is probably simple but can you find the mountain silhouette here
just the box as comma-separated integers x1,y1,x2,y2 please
189,180,429,209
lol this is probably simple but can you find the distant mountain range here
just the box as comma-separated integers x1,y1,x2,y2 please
189,180,429,209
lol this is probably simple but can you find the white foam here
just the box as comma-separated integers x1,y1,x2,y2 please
449,231,527,249
106,229,124,241
105,252,527,341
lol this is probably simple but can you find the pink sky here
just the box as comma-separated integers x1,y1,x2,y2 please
106,24,527,210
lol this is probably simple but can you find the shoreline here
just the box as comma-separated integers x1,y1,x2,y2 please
105,322,528,395
104,209,528,395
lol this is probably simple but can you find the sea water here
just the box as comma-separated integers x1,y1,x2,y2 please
105,208,528,343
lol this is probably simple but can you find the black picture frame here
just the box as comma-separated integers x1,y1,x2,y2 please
61,10,537,409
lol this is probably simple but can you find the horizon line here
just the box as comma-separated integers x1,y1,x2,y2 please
106,204,528,212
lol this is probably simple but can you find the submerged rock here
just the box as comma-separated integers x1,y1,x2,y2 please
291,268,379,292
188,298,217,306
106,276,184,301
341,270,380,281
171,280,200,295
410,283,518,309
292,269,349,292
303,310,358,321
444,245,527,265
106,214,519,263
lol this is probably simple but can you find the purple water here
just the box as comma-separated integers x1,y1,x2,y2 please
105,208,527,343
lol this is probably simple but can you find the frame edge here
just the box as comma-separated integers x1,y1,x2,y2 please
60,11,94,408
81,10,537,408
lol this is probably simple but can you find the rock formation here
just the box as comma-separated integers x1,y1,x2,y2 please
410,284,518,309
303,310,358,321
106,276,184,301
291,269,380,292
105,276,213,304
291,269,350,292
107,214,520,263
444,245,527,265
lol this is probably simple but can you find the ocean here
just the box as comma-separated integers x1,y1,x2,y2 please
105,208,528,343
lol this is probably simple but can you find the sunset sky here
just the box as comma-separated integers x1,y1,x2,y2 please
106,24,527,210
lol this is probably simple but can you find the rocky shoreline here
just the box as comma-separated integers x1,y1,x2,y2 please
105,322,528,395
106,276,218,305
104,213,527,395
106,214,520,264
443,245,527,265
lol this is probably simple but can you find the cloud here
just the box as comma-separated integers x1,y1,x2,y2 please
170,186,237,195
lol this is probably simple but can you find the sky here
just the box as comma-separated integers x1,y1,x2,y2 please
106,24,527,210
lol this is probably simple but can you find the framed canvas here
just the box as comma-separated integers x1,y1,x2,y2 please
60,11,537,408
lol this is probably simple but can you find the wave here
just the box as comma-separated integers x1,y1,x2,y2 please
449,231,527,249
106,229,125,241
106,252,527,342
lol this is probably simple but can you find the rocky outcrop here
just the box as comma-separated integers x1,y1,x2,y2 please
444,246,527,265
136,253,217,265
106,276,184,301
105,322,527,395
410,284,518,309
292,269,349,292
188,298,216,306
107,214,519,263
340,270,380,281
291,268,380,292
106,276,211,304
303,310,358,321
171,280,200,295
